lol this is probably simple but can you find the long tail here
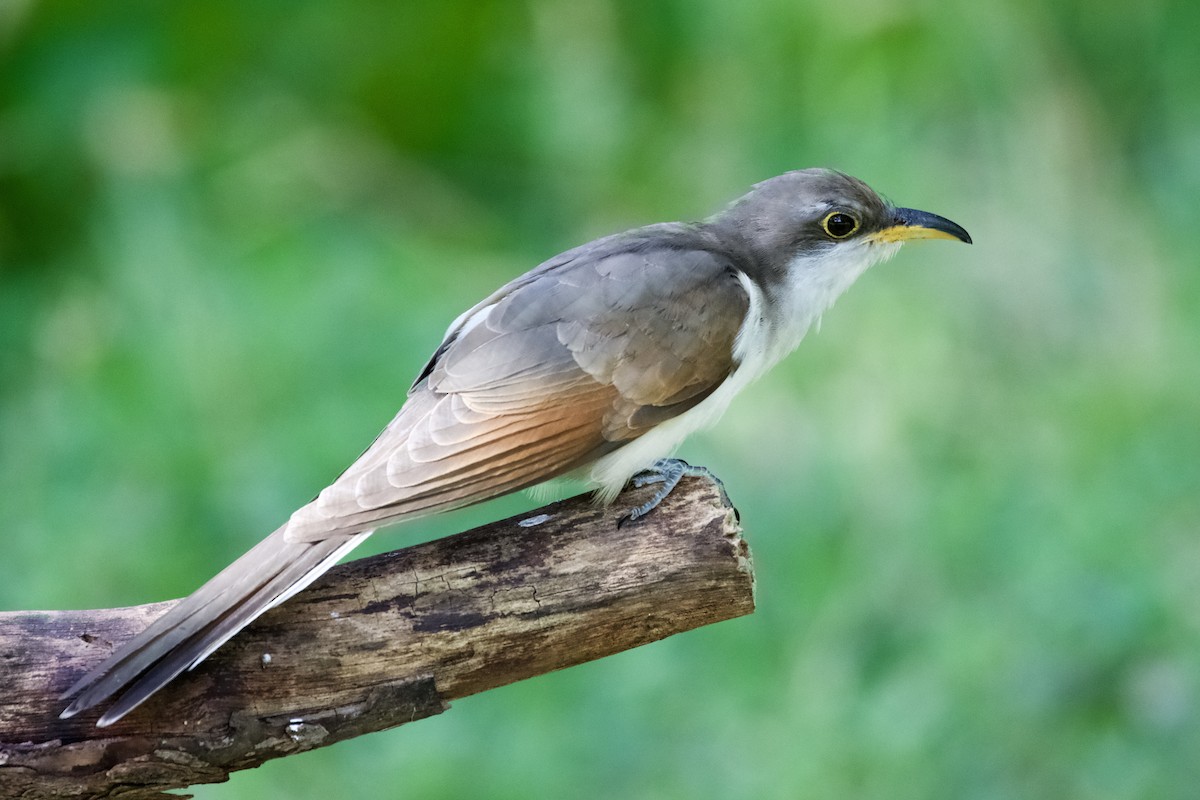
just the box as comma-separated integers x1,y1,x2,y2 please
59,526,372,726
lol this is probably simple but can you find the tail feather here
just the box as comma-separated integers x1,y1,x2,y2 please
60,526,372,725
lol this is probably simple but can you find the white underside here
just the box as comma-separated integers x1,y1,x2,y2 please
588,239,901,500
185,531,373,670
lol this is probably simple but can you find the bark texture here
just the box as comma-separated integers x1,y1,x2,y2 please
0,476,752,799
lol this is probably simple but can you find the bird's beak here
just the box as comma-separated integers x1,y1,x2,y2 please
872,207,973,245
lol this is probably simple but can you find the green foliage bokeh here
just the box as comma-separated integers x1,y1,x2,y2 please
2,2,1198,798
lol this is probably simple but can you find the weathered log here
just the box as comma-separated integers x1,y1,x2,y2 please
0,475,752,799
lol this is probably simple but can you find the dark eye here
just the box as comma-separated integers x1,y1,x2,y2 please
822,212,860,239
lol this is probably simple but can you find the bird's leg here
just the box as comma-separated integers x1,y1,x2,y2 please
621,458,732,526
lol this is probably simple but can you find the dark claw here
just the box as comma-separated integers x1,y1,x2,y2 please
620,458,723,527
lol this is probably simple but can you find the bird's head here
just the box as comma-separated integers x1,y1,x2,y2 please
713,168,971,297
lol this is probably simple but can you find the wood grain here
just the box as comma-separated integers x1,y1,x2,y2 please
0,476,753,799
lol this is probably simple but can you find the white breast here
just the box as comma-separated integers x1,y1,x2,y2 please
587,239,901,501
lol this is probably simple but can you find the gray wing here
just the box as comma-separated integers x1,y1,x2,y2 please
285,226,750,541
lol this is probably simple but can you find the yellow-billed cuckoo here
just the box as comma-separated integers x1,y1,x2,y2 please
60,168,971,725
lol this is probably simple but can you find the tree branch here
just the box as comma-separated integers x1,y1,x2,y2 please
0,476,753,799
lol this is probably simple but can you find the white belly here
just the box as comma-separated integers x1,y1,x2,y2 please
588,240,900,501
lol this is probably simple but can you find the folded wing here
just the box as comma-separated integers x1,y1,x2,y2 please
286,227,749,541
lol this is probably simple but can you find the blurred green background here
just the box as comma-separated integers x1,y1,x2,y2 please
3,1,1198,798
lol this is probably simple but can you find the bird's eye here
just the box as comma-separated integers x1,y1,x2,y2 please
821,212,860,239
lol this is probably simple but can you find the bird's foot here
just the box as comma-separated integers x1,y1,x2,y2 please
620,458,731,527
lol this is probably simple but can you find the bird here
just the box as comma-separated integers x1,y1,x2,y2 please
60,168,971,726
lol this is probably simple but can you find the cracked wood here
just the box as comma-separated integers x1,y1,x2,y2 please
0,475,753,800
